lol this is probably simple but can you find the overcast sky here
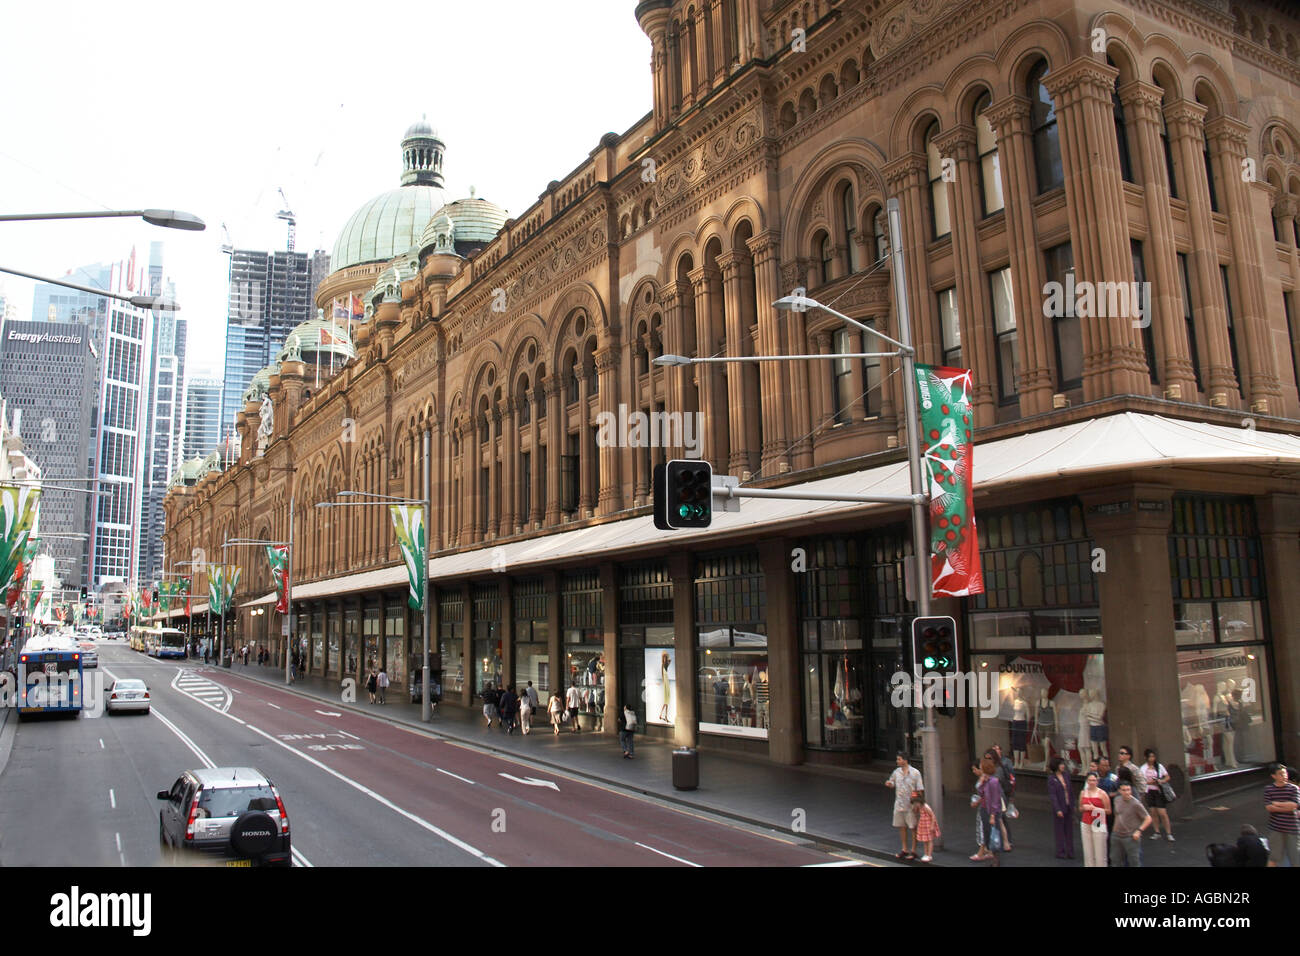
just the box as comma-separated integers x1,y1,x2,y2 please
0,0,652,378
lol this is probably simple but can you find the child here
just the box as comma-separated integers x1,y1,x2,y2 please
911,794,940,863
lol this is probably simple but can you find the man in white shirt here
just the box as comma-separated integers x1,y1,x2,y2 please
565,683,582,733
525,681,540,710
885,752,924,860
376,668,389,704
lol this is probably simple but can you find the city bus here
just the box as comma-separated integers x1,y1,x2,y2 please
139,626,186,659
14,635,84,718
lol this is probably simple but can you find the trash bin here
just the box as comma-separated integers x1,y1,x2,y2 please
672,747,699,791
222,652,233,669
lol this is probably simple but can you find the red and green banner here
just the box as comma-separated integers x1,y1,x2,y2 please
181,576,191,616
7,536,40,610
915,364,984,598
266,545,289,614
0,486,41,604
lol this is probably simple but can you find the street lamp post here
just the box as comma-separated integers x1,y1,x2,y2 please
0,265,181,312
316,428,433,722
0,208,205,230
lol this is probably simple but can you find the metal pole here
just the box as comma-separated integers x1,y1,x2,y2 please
286,496,295,685
421,429,432,723
887,196,943,839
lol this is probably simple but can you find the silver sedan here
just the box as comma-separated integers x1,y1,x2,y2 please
106,678,151,714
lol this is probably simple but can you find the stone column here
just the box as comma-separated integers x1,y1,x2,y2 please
710,0,727,86
983,96,1055,415
1080,484,1185,804
599,563,618,735
595,346,621,514
668,552,697,748
544,379,563,525
430,415,444,551
811,330,834,435
680,17,696,111
459,420,475,545
1206,115,1284,412
1120,81,1198,398
1166,99,1239,402
760,537,801,765
748,231,789,473
693,4,711,101
460,584,474,709
1256,494,1300,769
934,124,996,422
780,259,814,470
717,249,753,474
576,367,593,516
497,396,514,538
689,265,722,467
1045,59,1148,398
528,388,544,527
659,281,695,460
546,571,563,707
1273,195,1298,250
647,22,670,130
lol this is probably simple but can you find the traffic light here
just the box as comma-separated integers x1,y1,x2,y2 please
911,615,959,716
79,587,87,601
654,459,713,530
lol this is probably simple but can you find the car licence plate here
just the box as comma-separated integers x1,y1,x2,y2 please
225,859,251,867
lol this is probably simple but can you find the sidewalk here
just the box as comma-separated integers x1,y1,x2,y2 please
222,658,1261,867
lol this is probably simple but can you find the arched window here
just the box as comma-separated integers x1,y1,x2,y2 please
565,351,579,405
814,230,833,285
1027,61,1063,194
516,375,530,425
1154,80,1177,199
871,206,888,262
925,122,951,238
1107,60,1135,184
839,182,860,273
832,328,854,425
974,92,1004,214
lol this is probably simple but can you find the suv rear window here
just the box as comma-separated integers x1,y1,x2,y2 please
197,785,277,818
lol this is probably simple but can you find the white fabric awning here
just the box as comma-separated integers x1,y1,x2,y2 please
280,413,1300,600
239,591,278,609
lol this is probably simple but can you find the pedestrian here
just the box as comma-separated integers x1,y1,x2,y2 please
911,793,939,863
499,685,518,734
617,701,637,758
1140,748,1175,841
290,655,297,683
1264,762,1300,867
242,645,249,666
990,743,1016,851
1078,771,1111,867
1109,780,1152,867
548,688,565,735
885,751,923,861
366,668,377,704
1236,824,1270,867
203,642,210,665
970,755,1004,864
482,683,500,728
525,680,540,712
376,667,389,704
519,686,533,735
565,682,582,733
1048,755,1075,860
1116,746,1145,804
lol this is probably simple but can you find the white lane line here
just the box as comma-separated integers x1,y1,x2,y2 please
635,842,701,867
109,789,116,809
150,707,217,769
266,702,281,709
99,739,104,750
169,668,239,720
238,722,503,868
803,859,866,867
339,730,360,740
115,833,121,852
436,768,475,785
291,846,313,867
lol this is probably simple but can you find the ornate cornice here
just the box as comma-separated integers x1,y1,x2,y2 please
1204,115,1251,154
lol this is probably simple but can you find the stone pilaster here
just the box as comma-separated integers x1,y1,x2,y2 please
595,346,621,514
760,537,801,765
544,379,563,525
747,231,789,473
1256,494,1300,769
689,265,724,468
718,249,754,475
983,96,1055,414
498,396,515,537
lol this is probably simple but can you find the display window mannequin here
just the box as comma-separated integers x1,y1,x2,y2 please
1084,689,1108,762
1215,679,1239,769
1033,689,1056,771
1010,688,1030,768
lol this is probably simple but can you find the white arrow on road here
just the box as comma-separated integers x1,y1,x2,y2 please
315,709,342,717
498,773,559,791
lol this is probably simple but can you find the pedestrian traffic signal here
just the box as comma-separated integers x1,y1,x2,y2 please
654,460,713,530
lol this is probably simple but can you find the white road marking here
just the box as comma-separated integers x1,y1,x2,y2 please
291,846,313,867
150,707,217,769
635,842,701,867
437,768,475,785
498,773,559,791
169,668,237,718
99,739,104,750
314,710,342,717
115,833,121,852
803,859,866,867
266,702,281,709
230,687,241,693
109,789,116,809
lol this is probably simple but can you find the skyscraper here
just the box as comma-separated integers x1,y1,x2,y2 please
182,377,222,460
220,248,330,435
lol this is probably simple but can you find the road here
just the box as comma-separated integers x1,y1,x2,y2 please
0,640,872,867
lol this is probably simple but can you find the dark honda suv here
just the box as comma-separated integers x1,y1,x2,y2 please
158,768,291,867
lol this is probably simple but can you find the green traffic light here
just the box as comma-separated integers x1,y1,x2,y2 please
923,656,937,669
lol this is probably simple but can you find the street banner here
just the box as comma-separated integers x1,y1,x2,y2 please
389,505,426,611
223,565,241,613
0,485,41,599
208,566,224,616
266,546,289,614
181,576,191,616
915,364,985,598
7,536,40,610
158,580,171,614
27,579,43,616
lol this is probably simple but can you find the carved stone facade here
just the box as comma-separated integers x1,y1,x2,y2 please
164,0,1300,780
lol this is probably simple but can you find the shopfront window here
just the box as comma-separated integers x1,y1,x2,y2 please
1170,495,1273,778
563,570,604,722
385,603,405,687
695,552,767,740
344,607,360,676
363,603,380,672
327,607,340,677
869,530,917,759
311,610,324,672
439,590,464,697
473,583,502,695
969,499,1101,773
619,562,674,729
799,538,866,750
513,577,549,697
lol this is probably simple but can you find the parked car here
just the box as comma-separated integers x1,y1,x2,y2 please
106,678,149,714
158,768,291,867
77,642,98,669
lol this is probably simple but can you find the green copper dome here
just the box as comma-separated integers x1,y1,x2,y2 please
278,311,357,363
242,362,281,403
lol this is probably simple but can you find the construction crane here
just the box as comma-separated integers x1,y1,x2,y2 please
276,187,296,252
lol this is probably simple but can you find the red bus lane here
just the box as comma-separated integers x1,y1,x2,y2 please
203,670,850,867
